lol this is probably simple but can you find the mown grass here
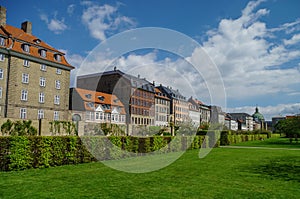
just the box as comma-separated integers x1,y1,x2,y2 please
231,137,300,148
1,146,300,199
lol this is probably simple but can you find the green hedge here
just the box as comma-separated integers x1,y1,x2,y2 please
0,132,270,171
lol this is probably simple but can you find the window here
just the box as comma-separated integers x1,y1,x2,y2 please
85,94,92,99
20,108,27,119
40,64,47,71
0,69,3,79
54,95,60,105
55,80,60,89
23,59,29,67
54,54,61,62
22,73,29,84
21,90,28,101
54,111,59,120
0,87,2,98
39,92,45,103
40,77,46,87
0,53,4,61
22,44,30,53
0,37,5,46
39,49,46,58
37,109,44,119
56,68,62,74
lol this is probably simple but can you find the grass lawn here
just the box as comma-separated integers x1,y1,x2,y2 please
230,137,300,148
1,145,300,199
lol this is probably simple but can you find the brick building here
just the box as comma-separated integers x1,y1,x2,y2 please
77,68,155,127
0,6,74,120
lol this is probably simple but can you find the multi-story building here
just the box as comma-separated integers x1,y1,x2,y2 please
77,68,155,127
156,85,189,125
228,113,254,131
188,101,200,127
0,6,73,120
210,105,225,125
225,113,238,131
69,88,126,124
188,97,211,126
154,87,170,126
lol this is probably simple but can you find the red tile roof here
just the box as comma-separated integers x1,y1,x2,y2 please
0,24,74,69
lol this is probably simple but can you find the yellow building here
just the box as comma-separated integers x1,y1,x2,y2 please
0,6,74,120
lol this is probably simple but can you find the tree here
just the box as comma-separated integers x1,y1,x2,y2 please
275,117,300,139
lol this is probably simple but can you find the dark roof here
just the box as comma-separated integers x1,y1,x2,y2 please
77,69,155,93
228,113,252,122
156,85,186,101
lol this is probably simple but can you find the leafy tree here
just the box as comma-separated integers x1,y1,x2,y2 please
275,117,300,139
1,119,13,136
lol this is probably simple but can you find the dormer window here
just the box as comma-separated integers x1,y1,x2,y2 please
0,37,5,46
85,94,92,99
98,96,105,101
39,49,47,58
34,39,41,44
54,54,61,62
22,44,30,53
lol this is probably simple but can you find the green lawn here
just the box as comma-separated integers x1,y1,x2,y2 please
231,137,300,148
1,145,300,199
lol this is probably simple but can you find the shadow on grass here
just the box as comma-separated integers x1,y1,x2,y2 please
245,156,300,183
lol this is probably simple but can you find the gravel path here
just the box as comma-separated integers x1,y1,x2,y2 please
219,146,300,150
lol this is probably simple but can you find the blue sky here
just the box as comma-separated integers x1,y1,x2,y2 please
2,0,300,120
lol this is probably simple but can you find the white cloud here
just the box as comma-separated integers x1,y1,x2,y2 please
81,2,136,41
40,13,68,34
201,0,300,100
283,34,300,45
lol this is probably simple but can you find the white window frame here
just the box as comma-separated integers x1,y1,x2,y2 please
23,44,30,53
54,111,59,121
54,54,61,62
0,53,4,61
23,59,30,67
40,64,47,71
21,90,28,101
37,109,44,119
40,49,46,58
20,108,27,119
56,68,62,75
0,68,3,79
22,73,29,84
0,37,5,46
54,95,60,105
40,77,46,87
55,80,61,90
39,92,45,103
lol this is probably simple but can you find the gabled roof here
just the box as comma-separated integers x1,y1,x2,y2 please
73,88,125,114
0,24,73,69
154,88,170,100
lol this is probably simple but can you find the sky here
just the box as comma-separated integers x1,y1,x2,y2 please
2,0,300,120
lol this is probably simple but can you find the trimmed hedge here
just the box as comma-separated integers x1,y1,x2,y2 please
0,132,269,171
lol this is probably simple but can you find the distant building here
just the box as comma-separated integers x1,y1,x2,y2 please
188,97,210,125
210,105,225,125
252,106,266,130
188,101,200,127
77,68,155,127
70,88,126,124
228,113,253,131
225,113,238,131
0,6,74,120
154,87,170,126
156,85,189,125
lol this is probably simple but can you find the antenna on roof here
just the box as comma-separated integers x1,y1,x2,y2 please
114,66,117,71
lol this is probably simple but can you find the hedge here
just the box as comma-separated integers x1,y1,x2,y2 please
0,132,268,171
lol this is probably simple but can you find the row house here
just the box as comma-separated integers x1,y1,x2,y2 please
228,113,254,131
69,88,126,124
156,85,189,125
224,113,238,131
188,96,211,126
77,68,155,127
0,6,74,120
154,88,170,126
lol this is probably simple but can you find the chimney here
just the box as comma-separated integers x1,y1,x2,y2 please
21,21,32,35
0,6,6,26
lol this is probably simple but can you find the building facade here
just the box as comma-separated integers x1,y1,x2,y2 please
77,68,155,127
154,88,170,126
70,88,126,124
156,85,189,125
229,113,254,131
0,6,73,121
